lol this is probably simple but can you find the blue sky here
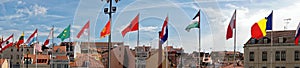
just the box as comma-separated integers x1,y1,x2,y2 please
1,0,300,53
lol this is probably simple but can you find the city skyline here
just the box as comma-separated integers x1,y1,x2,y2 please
0,0,300,53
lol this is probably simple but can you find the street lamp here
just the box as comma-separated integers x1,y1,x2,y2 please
102,0,119,68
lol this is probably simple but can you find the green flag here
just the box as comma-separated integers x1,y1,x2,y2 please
57,25,71,41
185,21,199,32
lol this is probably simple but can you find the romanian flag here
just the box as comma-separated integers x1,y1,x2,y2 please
295,22,300,45
251,11,273,39
100,20,111,38
251,18,267,39
121,14,139,37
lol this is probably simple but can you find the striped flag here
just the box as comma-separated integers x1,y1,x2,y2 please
44,27,54,46
226,10,236,40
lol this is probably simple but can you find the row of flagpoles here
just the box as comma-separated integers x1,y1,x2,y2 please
3,8,300,68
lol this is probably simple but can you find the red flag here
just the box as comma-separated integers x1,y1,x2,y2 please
0,34,13,48
77,20,90,38
44,27,54,46
0,42,13,52
100,20,111,38
26,29,37,43
121,14,139,37
226,10,236,40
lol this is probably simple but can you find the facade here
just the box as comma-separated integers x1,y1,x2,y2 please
0,44,34,68
244,30,300,68
135,45,151,68
165,46,184,67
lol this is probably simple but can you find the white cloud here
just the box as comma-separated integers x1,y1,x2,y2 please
140,26,159,32
16,4,48,16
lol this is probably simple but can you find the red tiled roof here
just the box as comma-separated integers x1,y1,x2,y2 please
55,56,68,60
53,46,66,53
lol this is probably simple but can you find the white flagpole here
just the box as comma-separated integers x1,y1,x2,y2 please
233,10,237,68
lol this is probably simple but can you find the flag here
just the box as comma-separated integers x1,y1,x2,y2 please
28,37,36,46
185,10,200,32
77,20,90,38
295,22,300,45
44,27,54,46
100,20,111,38
26,29,37,43
34,43,42,52
251,18,267,39
266,11,273,30
121,14,139,37
160,16,168,44
226,10,236,40
1,34,13,48
57,25,71,41
16,32,25,49
0,42,13,52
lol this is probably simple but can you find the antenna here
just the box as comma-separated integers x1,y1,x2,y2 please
284,18,291,30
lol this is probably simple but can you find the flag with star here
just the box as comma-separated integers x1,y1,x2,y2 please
57,25,71,41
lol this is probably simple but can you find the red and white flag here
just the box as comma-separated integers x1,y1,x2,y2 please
0,34,14,52
226,10,236,40
26,29,38,43
77,20,90,38
121,14,139,37
44,27,54,46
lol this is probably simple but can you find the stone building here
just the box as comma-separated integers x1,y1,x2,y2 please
244,30,300,68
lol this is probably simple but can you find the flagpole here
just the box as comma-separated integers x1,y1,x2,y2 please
108,0,113,67
198,9,201,68
88,20,90,68
36,29,38,68
270,10,273,68
52,25,54,47
233,9,237,68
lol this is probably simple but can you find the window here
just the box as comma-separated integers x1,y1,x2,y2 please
262,66,267,68
295,67,299,68
276,51,280,61
295,51,300,61
64,64,69,68
281,51,286,61
250,52,254,61
57,64,62,68
262,51,267,61
11,49,13,52
264,38,268,44
17,55,19,59
251,39,256,44
11,55,13,59
279,37,284,43
276,51,286,61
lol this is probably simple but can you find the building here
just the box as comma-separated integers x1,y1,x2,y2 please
50,45,69,68
165,46,184,67
0,44,34,68
244,30,300,68
135,45,151,68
